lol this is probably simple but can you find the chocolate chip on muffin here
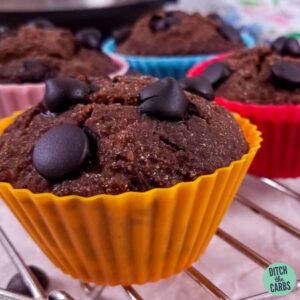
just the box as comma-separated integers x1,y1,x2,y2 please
43,78,91,112
75,28,102,49
271,36,300,57
149,12,180,32
113,26,132,45
0,25,118,83
271,61,300,87
0,25,10,38
202,62,232,88
33,124,91,180
207,13,223,25
0,75,248,196
207,42,300,104
26,18,55,29
139,77,188,120
179,77,214,101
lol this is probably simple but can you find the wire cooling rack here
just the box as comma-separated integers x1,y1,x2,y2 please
1,175,300,300
80,176,300,300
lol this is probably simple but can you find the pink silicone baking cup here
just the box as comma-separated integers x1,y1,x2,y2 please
0,84,45,119
0,54,128,119
108,53,129,78
187,55,300,178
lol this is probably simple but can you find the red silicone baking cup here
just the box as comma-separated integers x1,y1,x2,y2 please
0,54,128,119
187,55,300,178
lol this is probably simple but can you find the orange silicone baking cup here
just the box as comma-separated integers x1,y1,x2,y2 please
0,112,261,286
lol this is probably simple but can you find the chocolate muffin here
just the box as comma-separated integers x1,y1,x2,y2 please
206,38,300,104
0,25,118,83
0,75,248,196
117,11,245,56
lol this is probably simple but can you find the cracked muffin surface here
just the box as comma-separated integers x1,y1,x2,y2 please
216,47,300,104
0,75,248,196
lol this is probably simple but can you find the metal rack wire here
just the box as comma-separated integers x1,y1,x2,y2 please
0,175,299,299
82,176,300,300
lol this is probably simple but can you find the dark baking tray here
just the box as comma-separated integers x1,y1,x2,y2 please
0,0,177,36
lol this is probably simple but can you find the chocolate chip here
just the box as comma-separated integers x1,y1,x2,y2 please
89,83,100,93
208,13,223,25
202,62,231,87
139,77,188,120
282,38,300,57
44,78,90,113
26,18,55,29
179,77,214,101
113,26,131,44
165,11,180,26
165,11,175,17
271,61,300,87
0,25,9,37
150,15,170,32
218,24,242,43
76,28,102,49
7,266,49,297
271,36,300,57
17,60,52,83
33,124,90,180
0,25,9,33
149,12,179,32
271,36,288,53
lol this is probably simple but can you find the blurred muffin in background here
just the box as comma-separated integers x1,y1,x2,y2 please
187,36,300,178
0,20,128,117
103,11,255,78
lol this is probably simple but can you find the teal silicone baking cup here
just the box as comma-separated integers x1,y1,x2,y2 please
102,33,255,79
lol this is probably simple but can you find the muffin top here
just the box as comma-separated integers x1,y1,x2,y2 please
117,11,245,56
0,25,117,83
0,75,248,196
204,38,300,105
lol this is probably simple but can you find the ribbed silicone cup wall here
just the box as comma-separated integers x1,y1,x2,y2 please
0,112,261,285
0,84,45,118
102,33,255,79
